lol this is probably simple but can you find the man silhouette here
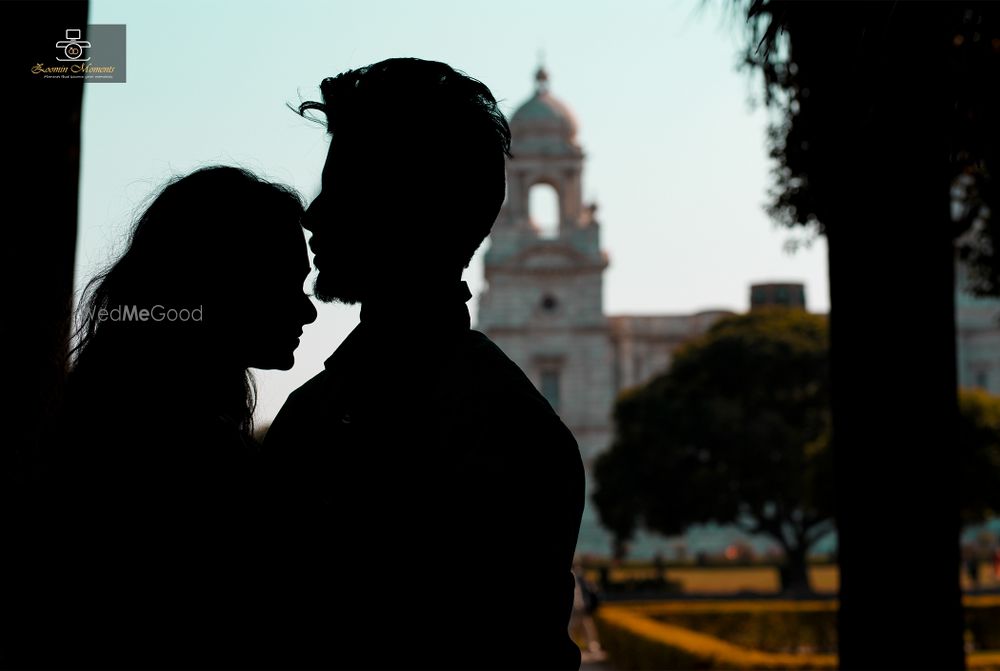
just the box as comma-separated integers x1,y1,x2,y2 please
263,58,585,670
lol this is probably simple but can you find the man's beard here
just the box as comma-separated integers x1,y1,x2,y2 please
313,270,363,305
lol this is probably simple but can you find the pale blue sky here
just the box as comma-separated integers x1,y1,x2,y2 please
78,0,829,423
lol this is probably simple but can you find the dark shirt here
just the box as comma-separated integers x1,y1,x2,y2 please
263,281,585,670
6,380,278,670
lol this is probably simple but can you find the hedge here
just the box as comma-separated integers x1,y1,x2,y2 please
594,596,1000,670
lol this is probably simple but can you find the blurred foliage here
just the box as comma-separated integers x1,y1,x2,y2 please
592,307,832,593
739,1,1000,294
593,308,1000,574
965,594,1000,650
959,387,1000,523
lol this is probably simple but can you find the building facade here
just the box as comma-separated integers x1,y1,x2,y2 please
956,264,1000,394
479,68,1000,557
477,68,732,555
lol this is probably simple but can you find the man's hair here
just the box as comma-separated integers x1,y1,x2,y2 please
298,58,512,268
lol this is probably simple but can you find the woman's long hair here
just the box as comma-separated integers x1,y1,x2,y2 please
69,166,304,438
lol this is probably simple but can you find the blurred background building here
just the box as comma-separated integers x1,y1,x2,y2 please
956,264,1000,394
477,68,736,554
479,66,1000,558
749,283,807,310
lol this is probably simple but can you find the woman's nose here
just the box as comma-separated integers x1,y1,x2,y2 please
301,295,318,325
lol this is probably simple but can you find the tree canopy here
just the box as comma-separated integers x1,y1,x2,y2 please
594,302,1000,594
592,307,831,591
741,1,1000,292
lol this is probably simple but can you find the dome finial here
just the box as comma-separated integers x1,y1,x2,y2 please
535,50,549,94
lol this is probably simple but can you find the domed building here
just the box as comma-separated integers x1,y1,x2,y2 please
508,66,580,156
479,67,1000,559
477,67,734,556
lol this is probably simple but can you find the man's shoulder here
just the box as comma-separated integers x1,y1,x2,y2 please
282,368,334,407
454,331,571,432
260,367,335,451
456,331,541,397
456,333,584,501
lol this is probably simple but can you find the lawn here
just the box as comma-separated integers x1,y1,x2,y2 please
585,561,998,595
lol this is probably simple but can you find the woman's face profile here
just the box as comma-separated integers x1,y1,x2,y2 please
209,212,318,372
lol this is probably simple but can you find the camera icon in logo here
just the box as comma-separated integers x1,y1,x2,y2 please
56,28,91,62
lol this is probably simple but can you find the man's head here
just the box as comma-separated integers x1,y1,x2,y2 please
298,58,512,304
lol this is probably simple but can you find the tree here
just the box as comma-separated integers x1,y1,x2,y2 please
593,307,832,594
742,2,1000,297
732,2,995,667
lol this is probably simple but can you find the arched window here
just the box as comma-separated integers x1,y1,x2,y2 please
529,182,560,239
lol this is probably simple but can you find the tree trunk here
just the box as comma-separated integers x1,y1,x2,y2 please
2,0,86,486
788,4,966,669
779,544,812,596
2,2,86,664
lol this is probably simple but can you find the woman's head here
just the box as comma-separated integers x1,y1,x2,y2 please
72,166,317,429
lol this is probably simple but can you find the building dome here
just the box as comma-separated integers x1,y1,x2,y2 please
510,66,580,154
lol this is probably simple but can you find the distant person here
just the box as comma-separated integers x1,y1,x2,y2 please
570,560,603,656
8,166,317,669
653,549,666,587
263,58,586,669
964,545,980,590
598,563,612,593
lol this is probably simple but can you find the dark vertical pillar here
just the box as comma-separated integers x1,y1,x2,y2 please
793,3,966,668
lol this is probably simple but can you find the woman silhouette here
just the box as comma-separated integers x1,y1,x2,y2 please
23,166,317,669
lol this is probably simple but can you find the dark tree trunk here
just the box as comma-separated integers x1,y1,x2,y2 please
2,3,86,664
2,0,86,485
787,4,966,669
779,544,811,596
